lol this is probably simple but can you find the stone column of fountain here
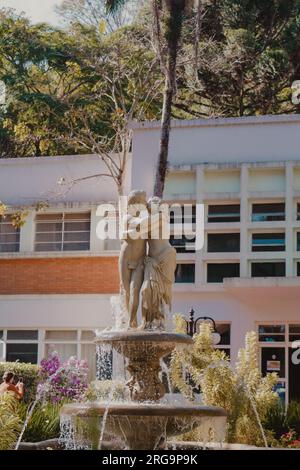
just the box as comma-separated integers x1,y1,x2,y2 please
60,191,227,450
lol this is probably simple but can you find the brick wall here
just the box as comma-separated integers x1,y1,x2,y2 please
0,257,119,294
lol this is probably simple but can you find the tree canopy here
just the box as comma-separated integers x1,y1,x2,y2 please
0,1,299,158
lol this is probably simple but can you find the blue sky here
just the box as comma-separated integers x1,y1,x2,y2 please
0,0,62,25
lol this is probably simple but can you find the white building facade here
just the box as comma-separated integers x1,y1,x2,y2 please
0,115,300,401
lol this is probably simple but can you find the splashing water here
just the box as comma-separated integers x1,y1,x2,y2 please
110,294,128,331
15,396,40,450
160,359,172,394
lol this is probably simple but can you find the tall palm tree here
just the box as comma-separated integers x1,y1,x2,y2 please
106,0,192,198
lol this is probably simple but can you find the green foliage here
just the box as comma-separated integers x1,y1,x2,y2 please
176,0,300,117
264,401,288,440
0,362,39,403
0,9,161,158
286,401,300,435
0,394,22,450
170,320,279,446
17,402,61,442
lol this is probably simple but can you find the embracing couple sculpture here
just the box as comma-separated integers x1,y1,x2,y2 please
119,190,177,331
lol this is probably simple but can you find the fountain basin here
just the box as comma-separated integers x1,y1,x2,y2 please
61,402,227,450
95,331,192,402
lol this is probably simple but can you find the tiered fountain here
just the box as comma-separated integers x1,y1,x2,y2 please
60,191,226,450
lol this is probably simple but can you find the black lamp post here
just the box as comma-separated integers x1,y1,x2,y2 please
186,308,220,344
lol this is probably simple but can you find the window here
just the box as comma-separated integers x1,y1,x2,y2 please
0,330,4,360
1,329,97,378
175,264,195,283
297,203,300,221
251,203,285,222
297,233,300,251
169,205,196,224
0,215,20,253
170,235,195,253
215,323,231,359
207,233,240,252
207,263,240,283
251,262,285,277
44,330,96,380
252,233,285,252
259,323,300,404
289,325,300,342
207,204,240,223
259,325,285,342
5,330,38,364
35,212,90,252
298,263,300,277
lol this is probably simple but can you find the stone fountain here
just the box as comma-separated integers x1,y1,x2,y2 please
60,191,226,450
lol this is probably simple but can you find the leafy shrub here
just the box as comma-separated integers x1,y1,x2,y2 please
17,402,61,443
170,317,279,446
265,401,300,443
286,401,300,435
0,394,22,450
0,362,39,403
38,352,89,403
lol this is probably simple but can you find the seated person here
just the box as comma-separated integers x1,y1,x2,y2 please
0,371,24,400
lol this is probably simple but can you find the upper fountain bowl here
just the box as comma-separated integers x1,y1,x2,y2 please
95,330,192,402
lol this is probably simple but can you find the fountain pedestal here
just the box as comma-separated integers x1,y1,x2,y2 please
98,331,192,402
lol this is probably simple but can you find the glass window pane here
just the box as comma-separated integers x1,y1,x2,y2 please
64,212,90,221
35,232,62,242
0,330,3,339
170,205,196,224
261,347,285,378
170,236,195,253
252,203,285,222
208,204,240,223
81,331,95,341
35,222,63,233
45,330,77,341
207,263,240,283
175,264,195,283
207,233,240,252
0,233,20,243
252,233,285,252
6,343,38,364
36,214,63,222
81,343,96,380
45,343,77,362
216,324,231,345
64,221,91,232
259,325,285,342
289,324,300,342
0,243,20,253
64,232,90,242
63,242,90,251
251,262,285,277
35,242,62,252
0,223,19,234
7,330,38,340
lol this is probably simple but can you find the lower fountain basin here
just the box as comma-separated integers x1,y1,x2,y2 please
61,402,227,450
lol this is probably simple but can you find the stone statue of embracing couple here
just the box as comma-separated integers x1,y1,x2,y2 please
119,190,177,331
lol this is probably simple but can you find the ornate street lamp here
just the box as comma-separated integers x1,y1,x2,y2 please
186,308,221,345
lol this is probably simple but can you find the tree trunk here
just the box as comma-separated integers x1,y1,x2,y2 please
153,0,185,198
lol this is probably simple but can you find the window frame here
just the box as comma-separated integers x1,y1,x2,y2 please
34,211,91,252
